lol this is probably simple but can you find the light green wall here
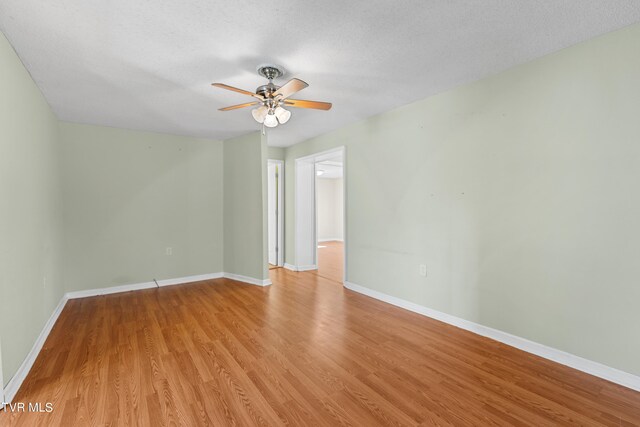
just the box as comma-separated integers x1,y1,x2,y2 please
267,146,285,160
0,32,64,385
283,23,640,375
223,132,269,280
2,19,639,388
0,28,268,388
60,123,224,291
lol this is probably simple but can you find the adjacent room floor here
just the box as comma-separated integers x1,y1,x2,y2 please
2,269,639,426
314,240,344,283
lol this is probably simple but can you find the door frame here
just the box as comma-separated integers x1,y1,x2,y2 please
267,159,285,267
294,146,347,283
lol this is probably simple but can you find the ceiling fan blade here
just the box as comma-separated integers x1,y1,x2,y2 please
284,99,332,110
219,101,260,111
212,83,263,100
273,78,309,99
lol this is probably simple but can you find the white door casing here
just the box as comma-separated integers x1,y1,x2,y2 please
267,162,277,265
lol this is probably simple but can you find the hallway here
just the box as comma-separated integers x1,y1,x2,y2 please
314,240,343,283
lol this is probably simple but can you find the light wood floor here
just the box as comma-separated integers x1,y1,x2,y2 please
2,269,639,426
314,240,344,283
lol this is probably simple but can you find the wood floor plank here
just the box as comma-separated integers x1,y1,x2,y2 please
2,262,639,426
314,240,344,283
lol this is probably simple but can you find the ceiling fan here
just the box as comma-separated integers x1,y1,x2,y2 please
212,64,332,128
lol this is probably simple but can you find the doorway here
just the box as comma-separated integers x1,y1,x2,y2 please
294,147,346,283
267,160,284,268
315,157,344,282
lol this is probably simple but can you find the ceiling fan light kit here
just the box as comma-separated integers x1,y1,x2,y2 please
212,64,332,129
264,111,278,128
274,106,291,124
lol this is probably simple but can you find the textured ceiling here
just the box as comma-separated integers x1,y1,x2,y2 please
1,1,640,147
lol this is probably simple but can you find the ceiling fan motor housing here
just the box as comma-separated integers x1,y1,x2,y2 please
256,65,286,107
256,83,280,104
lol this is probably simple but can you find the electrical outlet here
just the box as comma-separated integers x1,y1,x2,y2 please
419,264,427,277
166,247,172,256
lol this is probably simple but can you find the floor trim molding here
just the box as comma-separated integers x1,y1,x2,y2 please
283,263,317,272
284,263,297,271
0,338,5,404
4,296,68,404
5,272,270,403
222,272,272,287
318,238,344,243
157,272,224,287
344,281,640,392
65,271,275,299
65,281,157,299
65,272,226,299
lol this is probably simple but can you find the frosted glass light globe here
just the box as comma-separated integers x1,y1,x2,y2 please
252,106,268,123
264,112,278,128
274,106,291,124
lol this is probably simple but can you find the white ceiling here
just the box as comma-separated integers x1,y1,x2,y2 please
1,1,639,147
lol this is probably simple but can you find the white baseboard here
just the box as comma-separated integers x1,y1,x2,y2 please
65,272,270,300
344,281,640,393
318,238,344,243
283,263,318,272
0,338,4,404
4,271,269,403
4,296,68,403
223,273,271,287
65,281,158,299
65,272,271,299
156,272,224,287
